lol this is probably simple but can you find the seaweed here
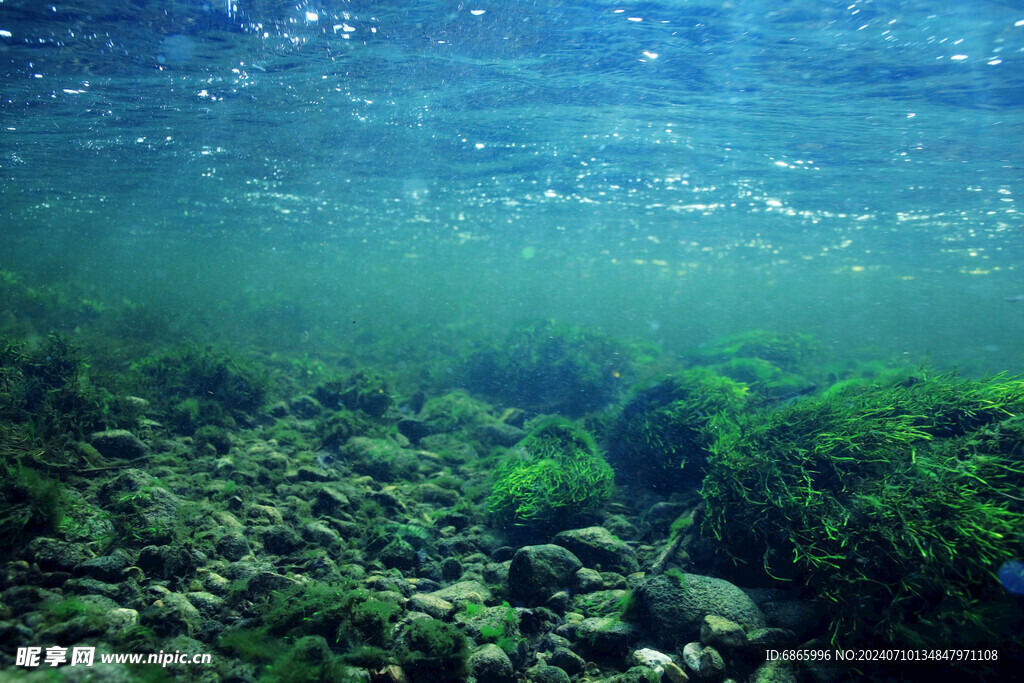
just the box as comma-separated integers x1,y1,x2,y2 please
463,320,631,417
700,371,1024,646
487,417,614,532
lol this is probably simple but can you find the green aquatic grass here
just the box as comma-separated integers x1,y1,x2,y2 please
487,417,614,531
700,372,1024,645
609,366,750,489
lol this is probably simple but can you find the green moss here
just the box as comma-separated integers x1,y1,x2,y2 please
1,334,126,459
340,645,390,670
701,372,1024,646
464,320,631,417
194,424,232,454
260,580,402,650
260,635,360,683
132,342,269,428
397,618,470,681
609,367,749,490
713,357,815,402
43,597,107,626
615,590,641,622
417,390,491,432
218,626,277,665
690,329,818,372
0,457,64,549
664,568,689,591
487,417,614,532
313,370,393,418
316,409,374,450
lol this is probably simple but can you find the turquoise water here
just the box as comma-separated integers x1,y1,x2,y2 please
3,3,1024,678
2,1,1023,368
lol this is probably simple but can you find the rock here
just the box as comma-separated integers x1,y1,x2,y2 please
663,661,689,683
79,549,132,583
312,487,351,517
138,545,197,581
417,483,459,506
747,627,797,649
525,663,571,683
681,642,725,680
483,560,511,587
143,591,202,638
549,647,586,676
469,643,515,683
576,616,640,657
1,585,49,616
194,425,232,455
244,570,299,599
25,538,93,572
40,613,106,642
185,591,225,618
608,667,661,683
429,579,493,605
751,658,800,683
89,429,148,460
260,524,303,555
203,571,232,597
473,421,526,447
701,614,748,648
216,531,251,561
105,608,140,638
553,526,638,575
397,418,435,443
288,394,322,418
441,557,463,581
631,648,674,675
574,567,604,593
294,466,332,482
97,470,182,545
379,538,417,570
634,573,765,650
508,545,583,605
302,521,341,548
366,489,405,513
376,664,409,683
408,594,454,620
570,589,629,618
247,504,284,526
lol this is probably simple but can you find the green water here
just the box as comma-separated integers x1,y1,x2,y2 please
2,1,1022,374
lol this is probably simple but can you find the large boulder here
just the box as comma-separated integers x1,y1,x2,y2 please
508,545,582,606
634,572,765,650
552,526,638,575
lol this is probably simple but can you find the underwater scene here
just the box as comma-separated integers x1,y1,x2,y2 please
2,0,1023,681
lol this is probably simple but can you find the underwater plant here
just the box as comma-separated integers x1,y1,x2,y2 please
313,369,393,418
688,329,818,372
608,367,750,491
132,342,269,430
397,617,470,681
463,320,630,417
700,372,1024,646
487,417,614,532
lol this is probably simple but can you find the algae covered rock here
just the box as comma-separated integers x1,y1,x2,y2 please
632,572,765,650
88,429,148,460
488,418,614,533
552,526,638,575
470,642,515,683
508,544,583,605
